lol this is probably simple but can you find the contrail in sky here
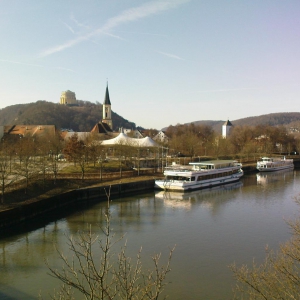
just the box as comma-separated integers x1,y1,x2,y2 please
197,88,259,93
40,0,190,57
0,59,43,67
0,59,75,72
156,51,184,60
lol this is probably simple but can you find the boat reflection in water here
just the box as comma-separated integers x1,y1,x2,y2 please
155,181,243,210
256,169,294,186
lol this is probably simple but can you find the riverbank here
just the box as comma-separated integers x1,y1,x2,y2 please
0,175,162,232
0,162,258,232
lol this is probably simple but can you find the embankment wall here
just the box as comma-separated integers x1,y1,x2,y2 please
0,179,154,231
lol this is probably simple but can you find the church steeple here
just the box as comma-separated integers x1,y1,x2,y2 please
104,83,111,105
102,83,113,130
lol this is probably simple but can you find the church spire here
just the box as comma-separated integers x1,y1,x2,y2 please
104,83,111,105
102,82,113,130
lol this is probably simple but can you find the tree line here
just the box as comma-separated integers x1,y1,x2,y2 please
0,122,298,204
161,123,298,159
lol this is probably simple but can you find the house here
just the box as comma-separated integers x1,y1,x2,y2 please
2,124,56,141
121,128,144,139
153,131,169,143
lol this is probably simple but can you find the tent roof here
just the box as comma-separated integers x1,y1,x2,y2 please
101,133,158,147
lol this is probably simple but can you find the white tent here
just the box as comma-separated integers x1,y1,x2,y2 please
101,133,158,147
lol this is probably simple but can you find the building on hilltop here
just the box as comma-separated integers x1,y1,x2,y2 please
60,90,78,106
222,120,233,138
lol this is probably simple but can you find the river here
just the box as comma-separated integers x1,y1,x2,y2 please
1,170,300,299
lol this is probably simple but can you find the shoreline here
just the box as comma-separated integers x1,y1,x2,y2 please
0,176,158,233
0,165,258,234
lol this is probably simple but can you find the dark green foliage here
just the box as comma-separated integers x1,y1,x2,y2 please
0,101,137,131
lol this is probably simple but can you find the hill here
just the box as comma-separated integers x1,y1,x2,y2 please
0,101,137,132
1,101,300,133
189,112,300,133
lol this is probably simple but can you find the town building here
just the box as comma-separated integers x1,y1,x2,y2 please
2,125,56,141
121,128,144,138
153,131,169,143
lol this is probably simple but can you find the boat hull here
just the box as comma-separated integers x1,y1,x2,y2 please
257,164,294,172
155,171,243,192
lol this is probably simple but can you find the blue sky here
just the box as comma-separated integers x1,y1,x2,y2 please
1,0,300,129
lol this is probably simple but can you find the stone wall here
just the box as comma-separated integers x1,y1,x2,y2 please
0,179,155,231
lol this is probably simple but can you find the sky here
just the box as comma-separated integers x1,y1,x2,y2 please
1,0,300,130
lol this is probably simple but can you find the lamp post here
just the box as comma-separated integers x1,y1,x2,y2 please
166,147,168,167
119,155,122,178
137,148,140,176
99,156,103,181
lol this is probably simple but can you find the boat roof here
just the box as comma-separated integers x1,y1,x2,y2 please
189,160,238,166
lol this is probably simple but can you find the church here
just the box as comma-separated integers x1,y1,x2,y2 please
61,84,157,147
90,84,114,135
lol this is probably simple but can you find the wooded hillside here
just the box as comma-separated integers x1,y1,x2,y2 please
0,101,136,132
190,112,300,133
1,100,300,132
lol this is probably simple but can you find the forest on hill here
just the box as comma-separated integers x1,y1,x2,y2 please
1,101,300,132
0,101,136,132
190,112,300,133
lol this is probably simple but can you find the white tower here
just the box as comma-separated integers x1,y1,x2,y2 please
222,120,233,138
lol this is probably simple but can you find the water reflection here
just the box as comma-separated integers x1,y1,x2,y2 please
1,172,300,300
256,169,294,186
155,181,243,212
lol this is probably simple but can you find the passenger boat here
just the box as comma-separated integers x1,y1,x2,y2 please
155,181,243,205
154,160,243,192
256,157,294,172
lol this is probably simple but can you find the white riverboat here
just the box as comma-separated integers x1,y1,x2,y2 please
155,160,243,192
256,157,294,172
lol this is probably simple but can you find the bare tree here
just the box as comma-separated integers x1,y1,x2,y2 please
45,192,175,300
0,142,19,204
15,136,36,193
47,131,64,184
230,215,300,299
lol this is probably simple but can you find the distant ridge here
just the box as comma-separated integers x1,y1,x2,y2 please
167,112,300,133
1,101,299,132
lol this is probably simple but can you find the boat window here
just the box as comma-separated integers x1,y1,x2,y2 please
191,176,195,181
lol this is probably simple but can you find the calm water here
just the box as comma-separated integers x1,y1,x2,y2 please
1,170,300,299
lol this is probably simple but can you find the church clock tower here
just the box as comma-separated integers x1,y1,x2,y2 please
102,83,113,130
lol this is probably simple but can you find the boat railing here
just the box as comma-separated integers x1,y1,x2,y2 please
164,166,193,173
